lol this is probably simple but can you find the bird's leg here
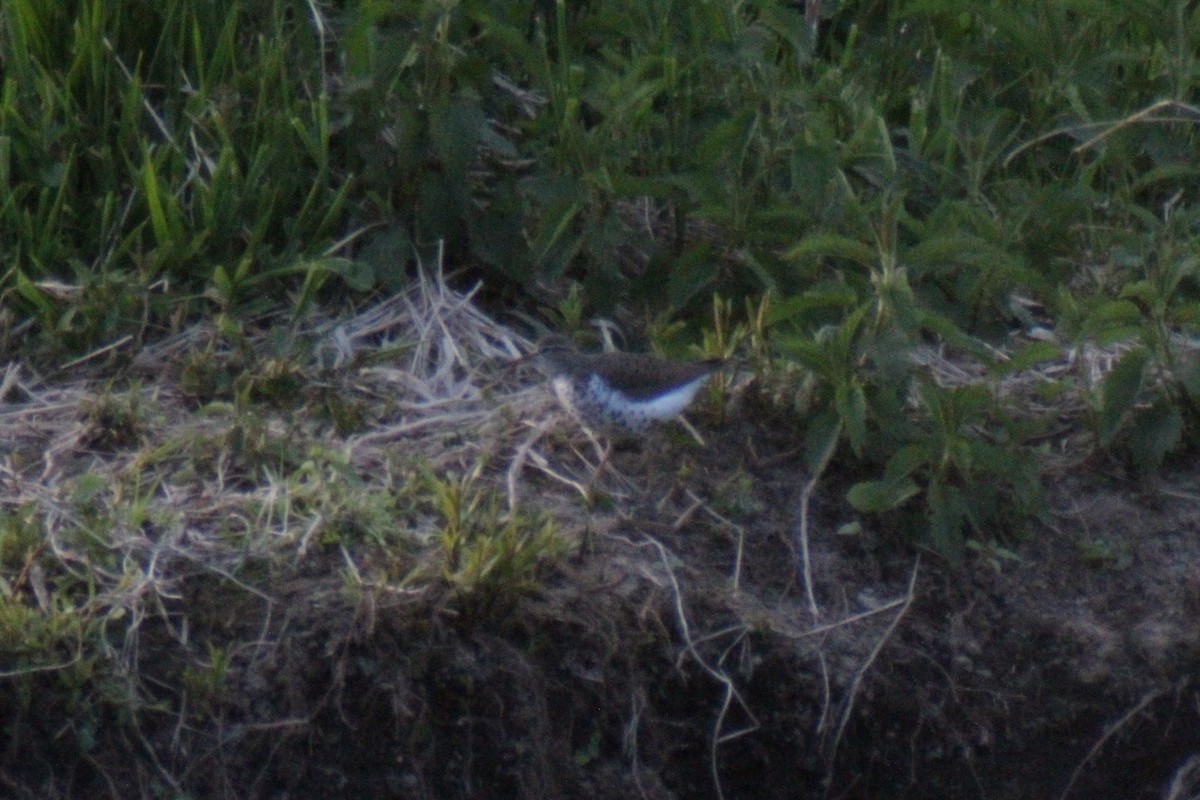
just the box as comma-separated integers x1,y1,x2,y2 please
676,416,707,447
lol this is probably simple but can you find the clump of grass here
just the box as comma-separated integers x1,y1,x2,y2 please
0,0,352,358
79,385,148,452
426,463,566,616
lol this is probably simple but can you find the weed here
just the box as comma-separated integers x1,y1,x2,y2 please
79,385,147,452
1079,222,1200,471
0,505,43,572
426,464,565,616
180,643,232,716
770,202,1043,556
1075,536,1133,571
180,346,242,404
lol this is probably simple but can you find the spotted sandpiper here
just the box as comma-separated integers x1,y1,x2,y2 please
529,335,724,435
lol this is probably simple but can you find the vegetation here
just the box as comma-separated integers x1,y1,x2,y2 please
6,0,1200,551
4,0,1200,796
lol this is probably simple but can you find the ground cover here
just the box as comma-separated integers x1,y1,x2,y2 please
2,272,1199,798
4,1,1200,797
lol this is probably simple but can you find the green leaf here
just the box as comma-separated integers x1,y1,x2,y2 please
667,247,718,308
696,109,756,166
736,249,781,295
478,123,518,159
836,381,868,455
470,204,524,276
312,257,375,291
992,340,1062,375
847,477,920,513
780,336,830,375
73,473,108,505
15,270,54,314
141,148,175,248
915,309,992,363
832,304,869,357
1129,400,1183,473
767,281,860,326
927,483,966,562
1118,279,1156,308
1178,358,1200,402
904,233,987,268
1080,299,1142,341
1170,300,1200,328
360,227,413,292
803,410,841,474
211,265,233,300
784,232,877,267
1098,347,1149,444
429,98,486,174
882,444,929,481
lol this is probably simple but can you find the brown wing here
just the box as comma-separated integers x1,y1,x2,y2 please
599,353,724,400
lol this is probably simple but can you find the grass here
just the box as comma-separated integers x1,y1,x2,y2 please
2,0,1198,584
0,270,569,796
2,0,1197,591
5,0,1200,794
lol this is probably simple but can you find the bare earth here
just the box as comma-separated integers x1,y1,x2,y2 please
2,276,1198,799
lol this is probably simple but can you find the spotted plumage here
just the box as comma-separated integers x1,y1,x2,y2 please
531,335,722,434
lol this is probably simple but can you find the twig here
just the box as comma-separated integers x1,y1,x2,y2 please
823,556,920,770
796,420,840,619
683,489,747,593
797,473,822,619
1004,99,1200,167
1163,754,1200,800
1072,99,1200,154
677,415,707,446
58,335,133,371
641,535,760,800
507,418,554,510
798,596,910,637
815,648,832,735
1058,689,1162,800
0,362,20,403
623,689,652,800
524,446,594,503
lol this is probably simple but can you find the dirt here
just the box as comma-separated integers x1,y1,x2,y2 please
17,418,1200,799
3,309,1200,799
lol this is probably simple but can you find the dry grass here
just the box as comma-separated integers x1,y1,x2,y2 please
2,264,552,540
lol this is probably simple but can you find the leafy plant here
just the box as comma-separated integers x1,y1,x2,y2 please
769,196,1042,556
426,464,565,614
1075,221,1200,472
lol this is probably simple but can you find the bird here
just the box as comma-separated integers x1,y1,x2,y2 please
528,334,724,435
